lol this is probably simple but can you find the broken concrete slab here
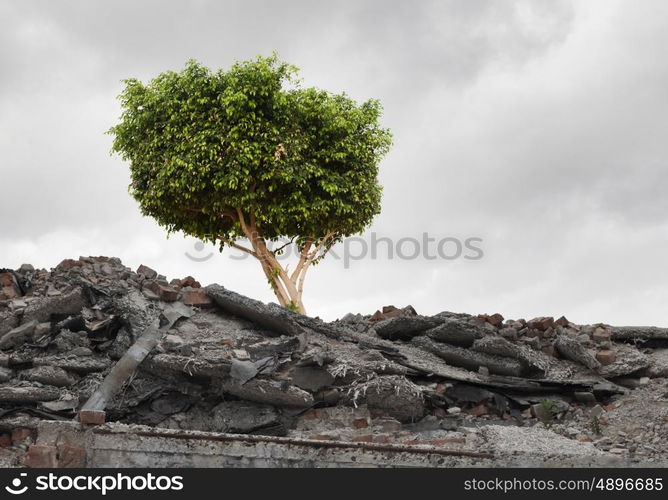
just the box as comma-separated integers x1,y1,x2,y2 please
413,336,523,377
0,310,19,337
33,356,111,374
373,316,441,341
206,285,306,337
609,326,668,342
0,366,13,383
426,319,484,347
472,335,550,377
597,345,650,378
219,378,314,408
291,365,336,392
0,320,38,350
210,401,282,434
22,289,86,323
230,357,277,385
554,335,601,371
145,354,231,378
20,366,78,387
646,348,668,378
0,384,61,403
347,375,424,423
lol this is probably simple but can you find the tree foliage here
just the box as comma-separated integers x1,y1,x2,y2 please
109,55,392,313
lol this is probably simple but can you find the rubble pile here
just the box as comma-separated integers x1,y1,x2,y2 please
0,257,666,466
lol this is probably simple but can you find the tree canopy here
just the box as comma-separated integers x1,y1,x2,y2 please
109,55,392,313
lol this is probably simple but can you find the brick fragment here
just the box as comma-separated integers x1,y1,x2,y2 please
23,445,58,468
78,409,105,425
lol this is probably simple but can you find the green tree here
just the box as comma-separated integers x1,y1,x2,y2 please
109,55,392,314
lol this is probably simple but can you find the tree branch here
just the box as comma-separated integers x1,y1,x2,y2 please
219,238,257,257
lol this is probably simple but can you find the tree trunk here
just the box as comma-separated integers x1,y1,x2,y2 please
256,246,306,314
223,208,335,316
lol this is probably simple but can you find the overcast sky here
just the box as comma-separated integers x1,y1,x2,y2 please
1,0,667,325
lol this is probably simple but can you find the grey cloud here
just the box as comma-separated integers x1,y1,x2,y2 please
1,0,667,326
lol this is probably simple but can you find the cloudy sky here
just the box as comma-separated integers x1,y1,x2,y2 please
1,0,667,325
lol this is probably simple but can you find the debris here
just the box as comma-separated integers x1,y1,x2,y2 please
0,271,21,300
413,337,523,377
180,288,212,308
78,410,106,425
0,384,61,403
373,316,440,340
426,319,484,347
609,326,668,342
0,320,38,350
291,366,335,392
20,366,77,387
348,376,424,423
596,349,616,365
206,284,305,337
146,282,178,302
219,378,314,408
554,335,601,370
136,265,158,279
22,290,86,323
81,303,192,412
0,255,665,465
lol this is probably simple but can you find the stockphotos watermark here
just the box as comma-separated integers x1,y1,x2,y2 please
185,232,484,268
3,471,184,496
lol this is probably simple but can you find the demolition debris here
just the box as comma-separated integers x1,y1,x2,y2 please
0,257,666,467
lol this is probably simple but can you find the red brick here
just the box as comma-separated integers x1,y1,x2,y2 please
181,288,212,307
528,316,554,330
147,281,178,302
136,264,158,279
0,433,11,447
23,445,58,468
352,417,369,429
78,409,105,425
11,428,32,442
555,316,570,327
592,328,611,342
487,313,504,326
0,272,20,300
56,259,83,270
466,403,489,416
596,349,616,365
370,310,384,322
373,434,392,444
57,443,86,468
180,276,201,288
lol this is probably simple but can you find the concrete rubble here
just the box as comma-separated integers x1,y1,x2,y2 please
0,257,666,468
